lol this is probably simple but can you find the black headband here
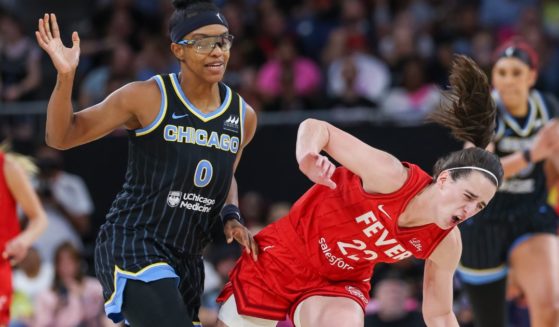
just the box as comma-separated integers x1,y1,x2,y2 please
495,46,534,68
170,11,229,43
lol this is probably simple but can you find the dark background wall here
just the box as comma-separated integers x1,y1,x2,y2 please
59,122,461,234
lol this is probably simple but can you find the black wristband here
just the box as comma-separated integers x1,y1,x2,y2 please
522,148,532,164
220,204,244,225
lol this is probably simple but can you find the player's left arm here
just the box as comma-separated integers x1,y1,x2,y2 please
422,228,461,327
222,104,258,260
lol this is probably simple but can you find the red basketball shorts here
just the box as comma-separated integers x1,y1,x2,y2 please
217,220,370,322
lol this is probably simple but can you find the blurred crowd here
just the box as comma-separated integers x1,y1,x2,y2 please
2,0,559,122
2,0,559,326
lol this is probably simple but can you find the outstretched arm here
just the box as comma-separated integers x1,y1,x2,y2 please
502,119,559,178
422,228,461,327
3,156,47,265
471,119,559,179
296,119,407,194
222,105,259,260
36,13,149,149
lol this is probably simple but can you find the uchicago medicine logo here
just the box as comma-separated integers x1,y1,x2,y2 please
167,191,182,207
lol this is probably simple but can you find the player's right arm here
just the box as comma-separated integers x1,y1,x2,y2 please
36,13,151,149
296,118,407,194
3,156,47,265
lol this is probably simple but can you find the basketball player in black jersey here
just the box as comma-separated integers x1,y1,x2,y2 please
36,1,258,326
458,40,559,327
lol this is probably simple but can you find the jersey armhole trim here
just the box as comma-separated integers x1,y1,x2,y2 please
135,75,168,137
239,95,246,145
532,90,550,123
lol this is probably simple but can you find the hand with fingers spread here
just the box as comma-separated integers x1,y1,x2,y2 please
223,219,259,261
298,152,337,189
35,13,80,74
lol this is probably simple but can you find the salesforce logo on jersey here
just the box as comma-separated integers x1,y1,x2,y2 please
167,191,216,213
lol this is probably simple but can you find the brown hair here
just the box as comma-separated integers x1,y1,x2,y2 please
429,55,503,186
429,55,496,149
52,242,84,293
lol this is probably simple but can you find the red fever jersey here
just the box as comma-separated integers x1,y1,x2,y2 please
218,163,453,321
0,152,20,325
0,152,20,262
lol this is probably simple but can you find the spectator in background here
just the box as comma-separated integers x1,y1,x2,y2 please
33,242,108,327
453,287,475,327
265,201,291,225
364,276,425,327
381,56,440,122
0,10,43,142
254,2,287,60
469,30,495,73
220,1,263,112
516,9,559,96
10,248,53,326
542,0,559,39
325,30,390,108
322,0,390,110
0,10,42,102
256,35,322,111
199,244,242,327
239,191,267,234
32,146,93,263
480,0,537,30
135,36,179,81
78,43,136,108
378,10,434,69
292,0,339,62
337,0,373,58
327,56,377,109
447,3,481,58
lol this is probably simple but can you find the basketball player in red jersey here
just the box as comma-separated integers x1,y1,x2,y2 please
0,144,47,327
216,55,504,327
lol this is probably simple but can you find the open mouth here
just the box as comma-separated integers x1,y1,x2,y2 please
452,215,462,224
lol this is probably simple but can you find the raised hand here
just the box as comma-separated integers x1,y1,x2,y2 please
298,152,337,189
35,13,80,74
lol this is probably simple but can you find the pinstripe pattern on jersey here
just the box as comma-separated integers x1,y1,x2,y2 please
95,73,245,323
459,90,559,272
